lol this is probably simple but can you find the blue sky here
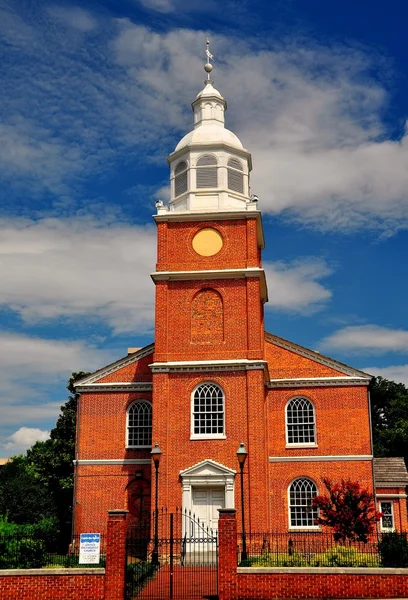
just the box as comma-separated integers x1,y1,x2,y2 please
1,0,408,456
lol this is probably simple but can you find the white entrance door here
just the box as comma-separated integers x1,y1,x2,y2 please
192,487,225,534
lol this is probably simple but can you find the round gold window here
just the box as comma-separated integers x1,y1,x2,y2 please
192,228,223,256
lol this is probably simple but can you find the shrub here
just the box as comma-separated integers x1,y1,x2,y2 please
0,536,47,569
311,545,379,567
378,532,408,568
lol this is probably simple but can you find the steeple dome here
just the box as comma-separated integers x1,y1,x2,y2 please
162,41,255,214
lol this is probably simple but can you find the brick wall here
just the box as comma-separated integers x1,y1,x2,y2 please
0,570,105,600
219,508,408,600
237,569,408,599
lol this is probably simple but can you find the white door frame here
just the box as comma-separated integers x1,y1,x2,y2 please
180,459,236,516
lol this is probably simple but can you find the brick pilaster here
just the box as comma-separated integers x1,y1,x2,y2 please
104,509,128,600
218,508,238,600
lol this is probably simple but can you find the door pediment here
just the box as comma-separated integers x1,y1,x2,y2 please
180,459,236,479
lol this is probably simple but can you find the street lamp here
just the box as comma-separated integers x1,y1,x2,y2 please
236,442,248,561
151,442,162,566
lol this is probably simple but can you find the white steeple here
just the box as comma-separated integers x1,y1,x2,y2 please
161,40,256,214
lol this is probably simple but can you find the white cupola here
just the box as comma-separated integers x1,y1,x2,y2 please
162,41,256,214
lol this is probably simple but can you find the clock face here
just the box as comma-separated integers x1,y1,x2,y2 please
192,228,223,256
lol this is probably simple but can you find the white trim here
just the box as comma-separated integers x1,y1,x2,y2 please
150,359,267,374
151,268,268,303
153,210,264,248
76,382,152,392
377,493,407,499
265,333,372,379
269,455,373,463
180,459,236,516
75,459,151,465
126,399,152,449
74,344,154,387
191,382,225,439
268,377,370,388
285,396,316,446
379,500,395,532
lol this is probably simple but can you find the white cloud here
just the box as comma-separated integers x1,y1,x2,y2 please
0,331,114,453
4,427,50,454
264,259,332,313
1,9,408,230
362,364,408,386
0,217,156,333
320,325,408,354
47,6,97,32
138,0,176,13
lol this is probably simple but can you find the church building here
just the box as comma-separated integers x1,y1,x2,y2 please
73,50,407,537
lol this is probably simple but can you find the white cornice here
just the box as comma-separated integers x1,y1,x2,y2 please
269,455,373,463
265,332,372,380
150,358,267,374
75,382,152,393
151,268,268,303
75,459,151,466
153,210,264,248
74,344,154,388
376,493,407,498
267,377,370,388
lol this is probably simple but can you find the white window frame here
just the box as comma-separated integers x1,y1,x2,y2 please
379,500,395,532
196,154,218,189
285,396,317,448
190,382,226,440
288,477,320,530
174,160,188,197
227,157,244,194
126,400,152,449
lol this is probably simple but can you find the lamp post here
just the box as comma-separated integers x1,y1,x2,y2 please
236,442,248,561
151,442,162,567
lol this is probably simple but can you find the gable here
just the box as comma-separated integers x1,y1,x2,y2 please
265,333,371,381
180,459,236,478
75,344,154,390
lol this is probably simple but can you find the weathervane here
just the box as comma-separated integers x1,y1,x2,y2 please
204,38,214,80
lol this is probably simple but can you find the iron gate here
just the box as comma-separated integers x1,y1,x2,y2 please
125,509,218,600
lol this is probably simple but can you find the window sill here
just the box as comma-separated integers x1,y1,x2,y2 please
126,446,152,450
190,434,226,440
288,527,321,532
285,443,318,449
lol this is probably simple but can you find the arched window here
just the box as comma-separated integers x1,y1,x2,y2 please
286,397,316,445
227,157,244,194
191,383,225,438
191,289,224,343
127,401,152,448
289,478,318,528
196,154,218,188
175,161,188,197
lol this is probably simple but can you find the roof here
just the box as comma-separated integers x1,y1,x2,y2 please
374,457,408,487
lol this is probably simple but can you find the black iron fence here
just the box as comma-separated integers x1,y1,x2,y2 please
126,509,218,600
238,531,408,568
0,533,106,569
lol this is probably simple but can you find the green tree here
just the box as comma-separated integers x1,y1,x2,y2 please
0,372,89,540
0,455,54,524
26,372,89,540
370,377,408,457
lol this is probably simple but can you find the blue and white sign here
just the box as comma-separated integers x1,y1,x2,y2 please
79,533,101,564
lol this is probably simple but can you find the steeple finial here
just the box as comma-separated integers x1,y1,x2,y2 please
204,38,214,81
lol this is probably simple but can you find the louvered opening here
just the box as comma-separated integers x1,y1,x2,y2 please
197,154,217,166
228,168,244,193
227,157,243,171
175,161,187,174
197,167,217,188
175,170,188,196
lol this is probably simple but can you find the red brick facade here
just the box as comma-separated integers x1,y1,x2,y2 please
72,78,405,539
